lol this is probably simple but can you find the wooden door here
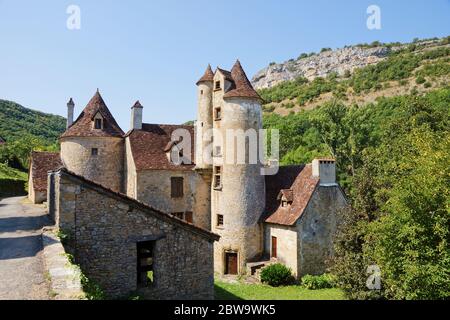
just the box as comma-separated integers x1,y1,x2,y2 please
225,252,238,275
271,236,277,258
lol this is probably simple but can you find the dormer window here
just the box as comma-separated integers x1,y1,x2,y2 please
94,118,102,129
215,81,221,90
277,189,293,208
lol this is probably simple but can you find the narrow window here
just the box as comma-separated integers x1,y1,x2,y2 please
217,214,224,227
215,81,221,90
200,90,204,95
214,166,222,189
91,148,98,156
137,241,155,287
214,146,222,157
94,118,102,129
171,177,184,198
282,200,288,208
214,107,222,120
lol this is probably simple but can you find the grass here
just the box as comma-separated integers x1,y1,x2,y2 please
0,163,27,180
214,280,346,300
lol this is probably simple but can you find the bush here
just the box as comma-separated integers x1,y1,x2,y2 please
416,76,426,84
260,263,294,287
301,274,336,290
424,82,432,88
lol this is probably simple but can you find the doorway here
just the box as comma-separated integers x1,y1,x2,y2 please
271,236,277,259
225,252,238,275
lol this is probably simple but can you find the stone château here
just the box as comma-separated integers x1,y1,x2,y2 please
29,60,347,299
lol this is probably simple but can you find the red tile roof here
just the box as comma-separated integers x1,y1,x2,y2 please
196,64,215,85
264,164,319,226
61,91,124,138
223,60,263,101
126,123,195,171
30,151,62,191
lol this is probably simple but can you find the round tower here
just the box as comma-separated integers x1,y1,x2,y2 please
60,90,125,192
195,64,214,169
211,60,266,275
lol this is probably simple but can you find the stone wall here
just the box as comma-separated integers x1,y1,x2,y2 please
135,169,211,231
264,224,298,276
60,136,124,192
296,186,347,276
52,170,217,299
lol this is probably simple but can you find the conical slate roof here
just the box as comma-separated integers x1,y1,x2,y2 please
196,64,214,85
223,60,262,101
61,90,124,138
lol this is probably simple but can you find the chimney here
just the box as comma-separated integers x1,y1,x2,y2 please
131,100,143,130
67,98,75,128
312,158,336,185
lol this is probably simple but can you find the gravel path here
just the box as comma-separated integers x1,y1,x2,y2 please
0,197,51,300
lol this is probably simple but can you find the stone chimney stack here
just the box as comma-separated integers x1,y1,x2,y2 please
131,100,143,130
67,98,75,128
312,158,337,185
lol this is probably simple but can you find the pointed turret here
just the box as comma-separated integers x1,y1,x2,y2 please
61,90,124,138
196,64,215,85
223,60,262,101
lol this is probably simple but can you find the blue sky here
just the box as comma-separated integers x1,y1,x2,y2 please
0,0,449,129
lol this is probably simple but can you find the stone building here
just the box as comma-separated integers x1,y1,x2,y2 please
30,60,347,295
28,151,62,203
49,168,218,299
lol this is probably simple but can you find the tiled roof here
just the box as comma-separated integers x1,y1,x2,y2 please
61,91,124,138
126,123,195,171
30,151,62,191
196,64,215,85
264,164,319,226
223,60,262,101
56,168,220,242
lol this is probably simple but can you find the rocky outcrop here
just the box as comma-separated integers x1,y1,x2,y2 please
252,46,394,89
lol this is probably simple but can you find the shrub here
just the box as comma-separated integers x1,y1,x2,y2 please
416,76,426,84
260,263,294,287
301,274,336,290
424,82,432,88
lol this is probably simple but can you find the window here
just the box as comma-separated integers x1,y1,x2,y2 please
214,107,222,120
172,212,193,223
91,148,98,156
214,146,222,157
215,81,221,90
217,214,224,227
281,200,288,208
137,241,155,287
171,177,184,198
173,212,184,220
200,90,204,95
213,166,222,189
94,118,102,129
